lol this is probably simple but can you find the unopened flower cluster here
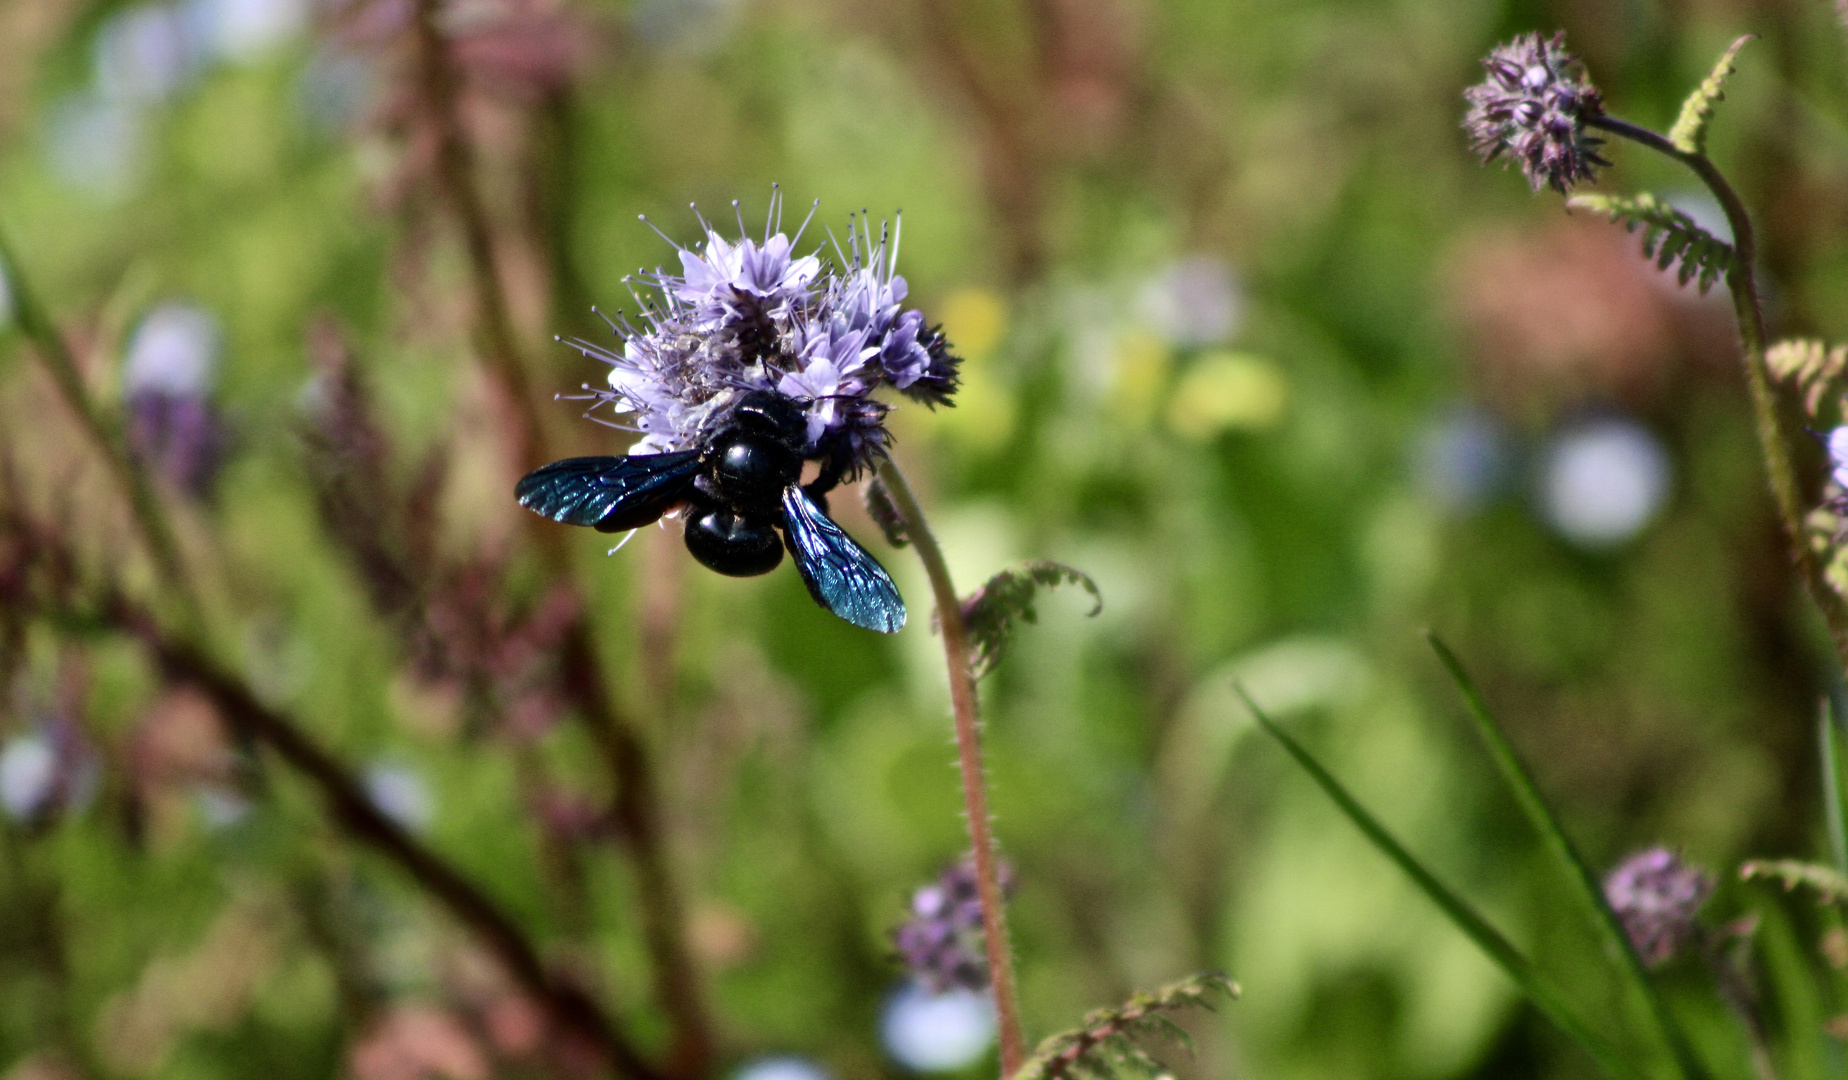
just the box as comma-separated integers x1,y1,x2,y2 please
570,205,960,481
1604,847,1712,966
1464,31,1608,194
894,858,1013,994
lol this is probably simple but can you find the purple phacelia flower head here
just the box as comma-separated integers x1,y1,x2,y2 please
565,193,962,482
1464,31,1609,194
1604,847,1712,966
894,857,1014,994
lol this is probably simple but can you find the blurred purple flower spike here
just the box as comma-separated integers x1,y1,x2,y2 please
1604,847,1712,966
123,302,227,498
894,856,1014,994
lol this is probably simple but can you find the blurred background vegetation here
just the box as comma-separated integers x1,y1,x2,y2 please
4,0,1848,1078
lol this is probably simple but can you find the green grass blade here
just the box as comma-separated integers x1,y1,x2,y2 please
1821,703,1848,876
1239,685,1644,1080
1427,633,1705,1080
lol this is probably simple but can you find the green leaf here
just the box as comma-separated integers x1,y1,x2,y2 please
1766,339,1848,420
958,560,1102,679
1668,36,1754,155
1568,192,1735,295
1015,972,1238,1080
1428,634,1708,1080
1741,859,1848,904
1240,684,1643,1080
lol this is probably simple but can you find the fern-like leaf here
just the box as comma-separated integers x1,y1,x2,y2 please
1767,339,1848,419
1568,192,1735,294
956,560,1102,679
1740,859,1848,903
1668,35,1754,155
1015,972,1239,1080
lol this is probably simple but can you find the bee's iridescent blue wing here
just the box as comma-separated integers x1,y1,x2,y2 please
780,485,906,633
516,452,702,533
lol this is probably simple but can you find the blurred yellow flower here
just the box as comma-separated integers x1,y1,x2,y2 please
903,286,1015,451
939,287,1007,360
1165,351,1288,439
1111,328,1172,426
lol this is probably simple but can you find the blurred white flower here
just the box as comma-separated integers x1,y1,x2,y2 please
194,787,253,830
0,736,58,822
0,729,98,824
1415,407,1510,512
1828,427,1848,491
0,260,13,331
125,303,221,396
631,0,741,51
730,1057,834,1080
298,47,375,135
94,4,200,104
1139,255,1244,347
880,982,996,1073
191,0,309,63
365,763,434,833
46,95,147,200
1538,417,1671,548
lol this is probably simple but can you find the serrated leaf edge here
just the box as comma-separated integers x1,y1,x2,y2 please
1015,972,1238,1080
1669,35,1754,155
1567,191,1735,294
1767,338,1848,419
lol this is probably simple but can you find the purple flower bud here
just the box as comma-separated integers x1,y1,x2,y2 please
893,857,1014,994
1463,32,1609,194
564,197,962,480
1604,847,1712,966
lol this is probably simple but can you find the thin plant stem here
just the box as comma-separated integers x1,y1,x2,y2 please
876,458,1029,1077
1587,113,1848,673
0,226,201,630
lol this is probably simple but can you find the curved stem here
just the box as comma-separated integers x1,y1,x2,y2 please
876,459,1028,1077
1589,114,1848,673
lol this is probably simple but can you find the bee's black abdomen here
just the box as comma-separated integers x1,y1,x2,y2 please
683,507,785,577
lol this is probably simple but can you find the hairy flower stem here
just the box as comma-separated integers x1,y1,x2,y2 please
1589,113,1848,673
875,460,1028,1077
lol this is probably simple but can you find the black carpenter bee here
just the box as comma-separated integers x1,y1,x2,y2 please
515,390,906,633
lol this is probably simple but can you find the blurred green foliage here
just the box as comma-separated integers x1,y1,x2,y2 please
6,1,1848,1079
